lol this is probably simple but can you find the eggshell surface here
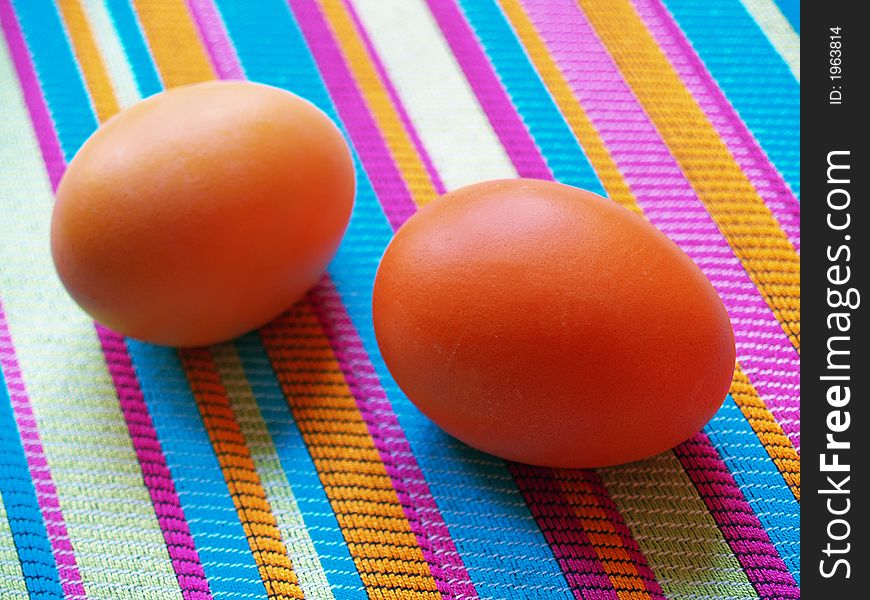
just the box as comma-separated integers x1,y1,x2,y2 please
372,179,735,468
52,81,355,346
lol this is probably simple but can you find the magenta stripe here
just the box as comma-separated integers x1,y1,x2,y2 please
521,0,800,451
578,472,666,598
0,306,86,598
342,0,446,197
675,434,799,598
287,0,418,230
189,2,476,596
509,465,618,600
425,0,551,179
96,327,212,600
1,3,211,595
0,0,66,190
309,278,477,600
0,4,87,596
632,0,800,252
185,0,245,80
417,2,669,593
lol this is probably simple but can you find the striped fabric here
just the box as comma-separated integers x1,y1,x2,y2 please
0,0,799,598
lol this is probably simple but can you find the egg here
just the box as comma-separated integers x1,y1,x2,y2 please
52,81,355,347
372,179,735,468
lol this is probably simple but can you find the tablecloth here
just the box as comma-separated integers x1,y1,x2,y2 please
0,0,800,598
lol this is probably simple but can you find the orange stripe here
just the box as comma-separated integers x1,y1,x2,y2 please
332,0,796,588
552,471,654,599
131,1,441,593
129,0,215,86
261,306,440,597
55,0,120,121
319,0,440,206
577,0,800,352
499,0,798,500
180,349,304,599
497,0,640,215
731,365,800,500
120,3,307,595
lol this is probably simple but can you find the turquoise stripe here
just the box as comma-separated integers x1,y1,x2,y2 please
705,396,800,584
9,0,95,159
772,0,799,34
14,4,265,596
212,0,572,596
457,0,605,196
662,0,800,199
0,367,64,598
104,0,163,97
235,333,366,597
125,342,265,600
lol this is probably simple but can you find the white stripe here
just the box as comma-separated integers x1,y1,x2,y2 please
80,0,143,106
350,0,517,190
83,20,335,596
0,27,183,600
738,0,800,82
211,344,334,600
600,452,757,599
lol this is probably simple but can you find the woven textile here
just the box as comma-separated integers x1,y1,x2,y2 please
0,0,800,598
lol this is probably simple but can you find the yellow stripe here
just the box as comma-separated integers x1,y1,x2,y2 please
731,365,800,500
129,0,215,87
181,349,305,600
211,343,334,600
578,0,800,351
55,0,120,120
127,3,440,594
497,0,640,215
261,307,440,597
500,0,800,504
61,1,305,595
318,0,440,206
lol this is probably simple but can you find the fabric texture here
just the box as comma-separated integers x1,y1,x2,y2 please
0,0,800,598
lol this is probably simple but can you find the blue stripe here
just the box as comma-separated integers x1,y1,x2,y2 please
125,342,265,600
10,0,96,159
705,396,800,584
212,0,573,596
235,333,367,597
772,0,799,34
662,0,800,199
104,0,163,97
458,0,605,196
15,4,266,596
0,367,64,598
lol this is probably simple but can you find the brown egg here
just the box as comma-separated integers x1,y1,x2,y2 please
52,81,355,346
372,179,735,468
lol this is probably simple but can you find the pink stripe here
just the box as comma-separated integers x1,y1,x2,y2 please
190,2,475,596
421,3,669,593
309,278,477,600
96,327,212,600
509,465,618,600
521,0,800,451
1,3,211,595
185,0,245,80
288,0,418,230
425,0,551,179
0,4,87,597
675,434,799,598
631,0,800,252
0,306,86,599
342,0,446,197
